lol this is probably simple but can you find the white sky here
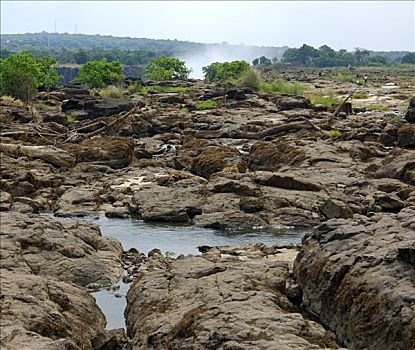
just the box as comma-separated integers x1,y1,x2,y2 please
1,1,414,51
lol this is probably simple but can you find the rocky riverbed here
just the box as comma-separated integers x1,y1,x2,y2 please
1,67,414,349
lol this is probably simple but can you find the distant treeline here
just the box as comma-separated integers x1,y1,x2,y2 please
0,32,287,64
278,45,415,67
0,47,168,65
1,33,413,67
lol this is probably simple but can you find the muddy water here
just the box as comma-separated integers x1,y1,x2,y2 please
87,216,306,329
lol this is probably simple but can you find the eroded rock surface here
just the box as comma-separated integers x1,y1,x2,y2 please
0,211,123,287
294,209,415,350
125,244,344,350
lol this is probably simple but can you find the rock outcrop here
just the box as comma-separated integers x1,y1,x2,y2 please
125,244,344,350
294,209,415,350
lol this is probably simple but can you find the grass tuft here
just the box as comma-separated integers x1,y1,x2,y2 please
367,104,388,111
98,85,124,98
353,91,369,99
129,83,189,95
329,129,342,138
259,80,305,96
309,94,341,107
195,99,218,110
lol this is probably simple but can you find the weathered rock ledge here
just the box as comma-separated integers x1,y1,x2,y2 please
294,209,415,350
0,211,125,349
125,243,345,350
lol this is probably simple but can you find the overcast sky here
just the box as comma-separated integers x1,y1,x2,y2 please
1,1,414,51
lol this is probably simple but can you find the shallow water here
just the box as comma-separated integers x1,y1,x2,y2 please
83,216,305,329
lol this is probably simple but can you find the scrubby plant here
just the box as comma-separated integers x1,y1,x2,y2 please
334,73,358,84
98,85,124,98
181,107,190,113
329,129,342,138
0,95,25,107
195,99,217,110
145,56,191,81
129,82,148,94
236,68,261,90
72,59,125,88
202,61,250,82
0,52,60,102
353,91,369,99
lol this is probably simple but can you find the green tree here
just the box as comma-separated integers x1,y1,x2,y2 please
366,55,388,66
37,57,61,89
73,58,125,87
0,52,60,102
401,52,415,64
202,61,250,82
354,48,371,66
145,56,191,81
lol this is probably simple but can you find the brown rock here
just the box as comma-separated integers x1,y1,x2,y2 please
294,210,415,349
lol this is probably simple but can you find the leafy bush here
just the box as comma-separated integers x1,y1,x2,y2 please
259,80,305,96
72,59,125,88
145,56,191,81
0,52,60,102
195,99,218,110
202,61,249,82
329,129,342,138
236,68,261,90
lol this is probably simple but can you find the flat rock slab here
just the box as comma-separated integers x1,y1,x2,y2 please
294,208,415,350
125,244,344,350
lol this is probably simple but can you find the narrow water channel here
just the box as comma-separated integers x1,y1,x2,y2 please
82,216,306,329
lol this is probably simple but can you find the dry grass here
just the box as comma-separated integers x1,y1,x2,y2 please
0,95,25,107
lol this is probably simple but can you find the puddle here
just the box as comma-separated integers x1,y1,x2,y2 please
63,215,306,329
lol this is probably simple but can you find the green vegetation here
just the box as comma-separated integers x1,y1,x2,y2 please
329,129,342,138
66,114,77,123
129,83,189,94
195,99,218,110
252,56,272,66
72,59,125,88
367,104,388,111
352,91,369,99
281,44,404,67
35,102,60,111
258,80,305,96
236,68,261,90
181,107,190,113
98,85,124,98
309,94,341,106
145,56,191,81
203,61,250,82
333,73,358,84
401,52,415,64
0,52,60,102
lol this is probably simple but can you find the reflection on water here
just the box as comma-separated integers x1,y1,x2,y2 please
81,216,306,329
90,216,305,256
